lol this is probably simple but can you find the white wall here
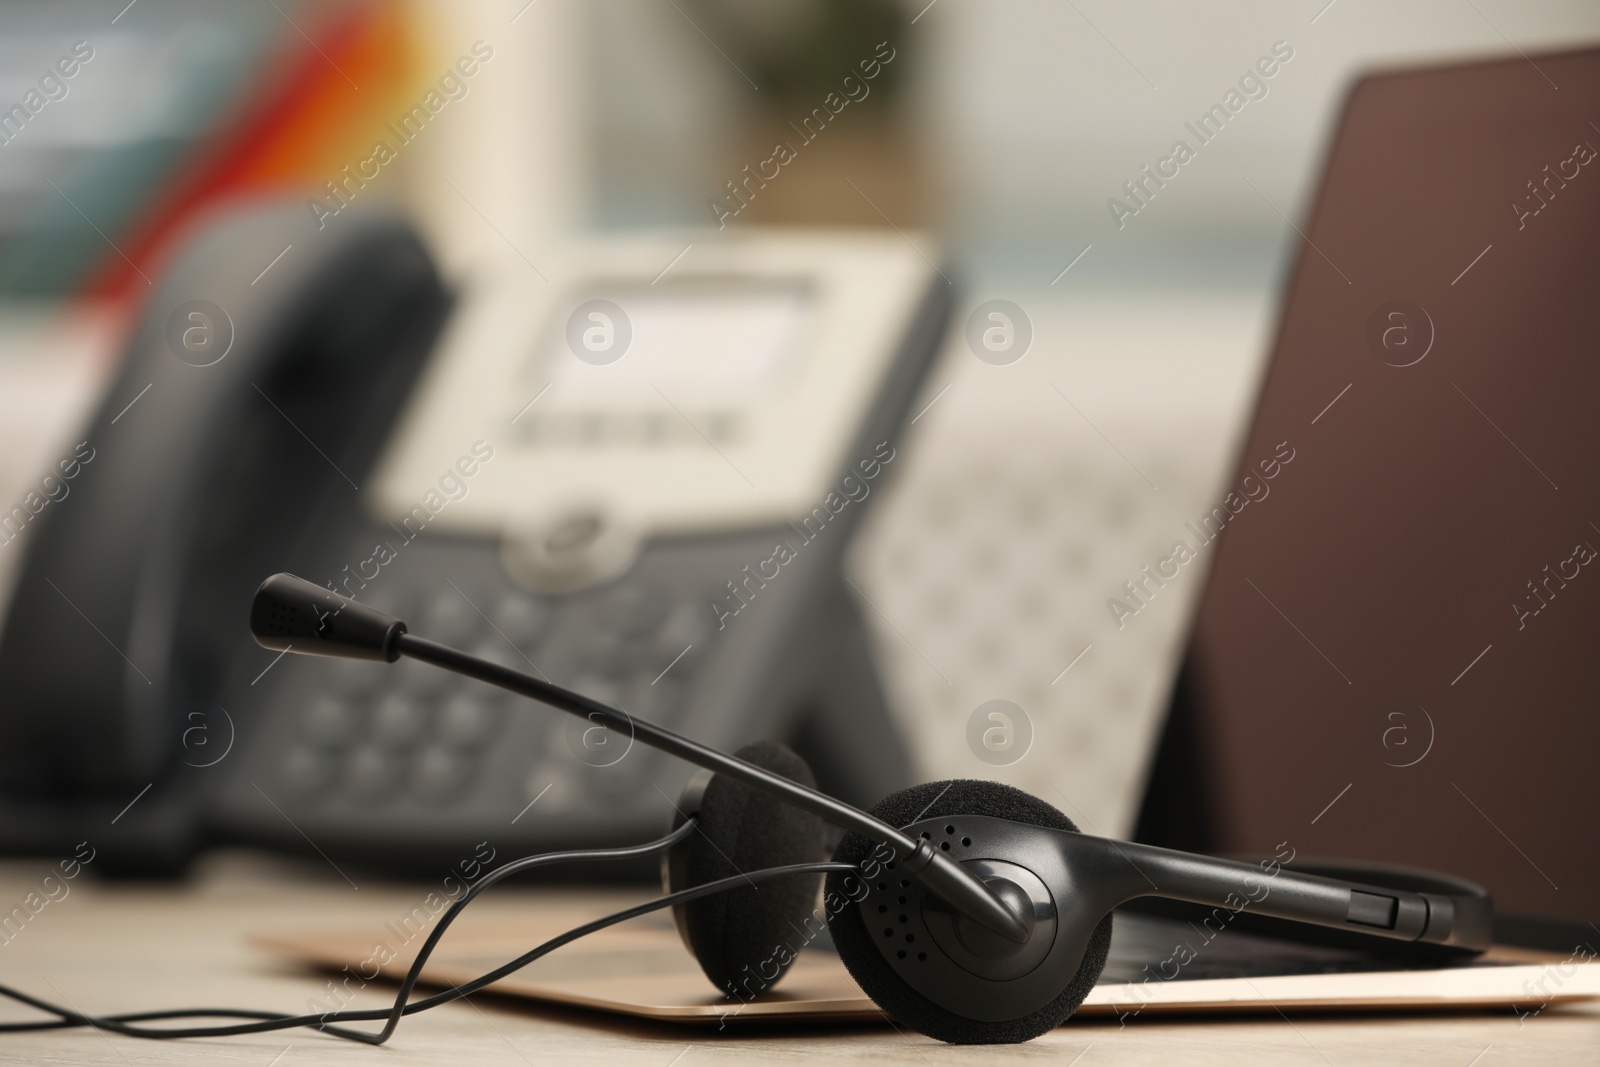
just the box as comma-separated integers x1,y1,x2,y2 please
912,0,1600,254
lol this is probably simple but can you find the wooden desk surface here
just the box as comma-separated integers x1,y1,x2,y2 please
0,856,1596,1066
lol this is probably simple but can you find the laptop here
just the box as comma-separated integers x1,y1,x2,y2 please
1134,43,1600,950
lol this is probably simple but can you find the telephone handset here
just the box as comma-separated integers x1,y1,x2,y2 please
0,202,946,874
0,202,451,869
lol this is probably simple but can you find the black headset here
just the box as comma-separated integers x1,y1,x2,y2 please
0,573,1492,1047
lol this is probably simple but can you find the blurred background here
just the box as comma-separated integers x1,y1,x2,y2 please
2,0,1599,848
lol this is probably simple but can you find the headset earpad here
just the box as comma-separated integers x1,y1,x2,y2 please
827,780,1114,1044
665,741,827,996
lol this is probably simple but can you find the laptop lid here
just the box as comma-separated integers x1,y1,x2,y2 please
1135,45,1600,936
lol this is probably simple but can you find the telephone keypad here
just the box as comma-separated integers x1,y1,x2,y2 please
276,584,700,811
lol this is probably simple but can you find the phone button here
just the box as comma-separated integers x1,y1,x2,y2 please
344,745,403,802
501,506,640,594
656,601,709,655
437,693,502,748
469,638,524,671
412,746,472,802
595,585,670,636
493,596,548,645
280,746,335,795
424,594,482,646
371,694,429,747
303,697,360,747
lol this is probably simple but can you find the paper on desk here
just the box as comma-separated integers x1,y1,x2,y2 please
254,918,1600,1026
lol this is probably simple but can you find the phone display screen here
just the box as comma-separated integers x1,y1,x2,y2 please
366,233,930,536
519,281,813,448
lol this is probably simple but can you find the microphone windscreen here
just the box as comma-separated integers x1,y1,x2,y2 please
249,573,406,662
665,741,827,997
827,779,1114,1044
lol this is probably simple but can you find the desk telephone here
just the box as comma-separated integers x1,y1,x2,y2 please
0,202,948,873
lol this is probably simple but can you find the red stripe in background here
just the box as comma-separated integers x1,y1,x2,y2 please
84,1,409,302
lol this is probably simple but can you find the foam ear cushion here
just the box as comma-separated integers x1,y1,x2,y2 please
668,741,827,997
827,780,1114,1044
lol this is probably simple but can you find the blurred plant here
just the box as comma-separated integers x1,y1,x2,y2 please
684,0,907,106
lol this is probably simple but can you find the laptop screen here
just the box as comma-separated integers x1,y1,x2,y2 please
1136,46,1600,929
